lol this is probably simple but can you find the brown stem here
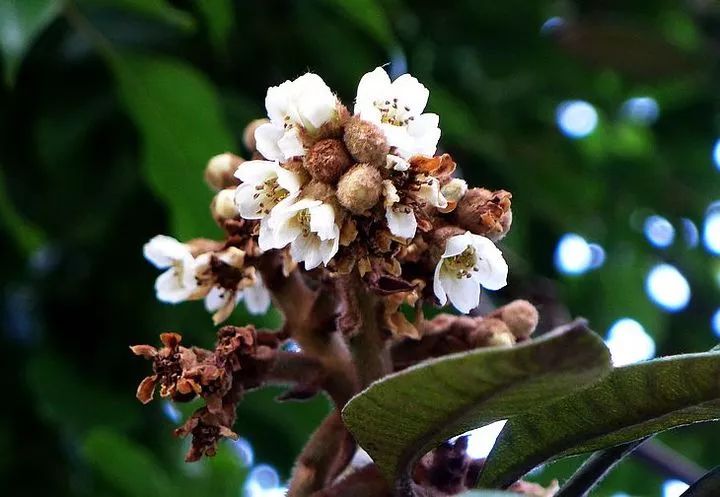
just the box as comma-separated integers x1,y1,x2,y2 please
287,412,356,497
344,273,392,387
258,253,358,407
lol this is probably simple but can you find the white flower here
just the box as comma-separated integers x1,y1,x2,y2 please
255,73,338,162
441,178,468,203
354,67,441,159
267,198,340,270
204,274,271,321
381,174,447,240
383,180,417,239
143,235,198,304
234,160,303,220
433,232,508,313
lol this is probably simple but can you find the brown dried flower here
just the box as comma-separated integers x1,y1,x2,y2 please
454,188,512,241
304,138,353,183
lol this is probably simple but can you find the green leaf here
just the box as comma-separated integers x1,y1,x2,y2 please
83,428,175,497
479,352,720,489
342,321,611,483
79,0,194,30
109,51,234,239
194,0,234,54
680,465,720,497
0,0,60,85
321,0,395,48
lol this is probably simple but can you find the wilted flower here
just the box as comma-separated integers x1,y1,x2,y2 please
143,235,199,304
255,73,338,162
433,231,508,313
267,198,340,270
354,67,441,158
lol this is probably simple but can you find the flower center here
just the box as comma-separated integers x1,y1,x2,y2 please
298,209,312,236
374,97,415,127
254,177,289,215
444,247,479,279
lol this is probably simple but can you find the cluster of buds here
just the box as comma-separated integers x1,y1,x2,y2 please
143,67,512,326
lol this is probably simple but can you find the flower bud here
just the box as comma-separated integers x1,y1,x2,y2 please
211,188,238,224
243,118,269,152
471,318,515,347
336,163,382,214
343,116,389,167
454,188,512,241
301,180,336,204
427,225,465,261
204,153,243,191
488,299,539,341
303,138,353,183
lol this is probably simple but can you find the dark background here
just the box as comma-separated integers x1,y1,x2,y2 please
2,1,720,496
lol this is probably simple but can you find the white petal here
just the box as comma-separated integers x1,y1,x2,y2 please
155,268,195,304
309,203,336,240
417,176,448,209
433,261,447,306
320,225,340,264
278,128,305,159
469,234,508,291
408,113,440,135
354,67,392,116
257,218,277,252
442,274,481,314
234,160,278,184
443,232,475,258
265,81,293,123
296,89,336,129
386,205,417,239
291,234,322,269
204,285,227,312
234,183,267,220
275,166,303,194
242,276,272,315
381,123,414,155
254,123,286,162
143,235,189,268
386,154,410,172
392,73,429,114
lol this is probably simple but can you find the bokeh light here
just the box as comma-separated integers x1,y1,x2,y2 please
230,437,254,467
703,203,720,254
620,96,659,124
712,309,720,338
663,479,690,497
244,465,285,497
540,16,565,34
555,234,604,274
465,420,507,459
645,263,691,312
713,139,720,170
605,318,655,366
682,218,699,248
162,401,182,423
556,100,598,138
644,215,675,248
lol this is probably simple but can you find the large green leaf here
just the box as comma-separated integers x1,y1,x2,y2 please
342,321,611,482
79,0,194,30
109,52,234,239
321,0,395,48
194,0,234,55
0,0,60,85
479,352,720,489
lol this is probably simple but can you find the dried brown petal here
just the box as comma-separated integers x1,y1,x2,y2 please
129,344,157,359
136,375,157,404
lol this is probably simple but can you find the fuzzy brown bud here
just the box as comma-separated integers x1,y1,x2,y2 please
204,153,243,191
488,299,539,341
243,119,269,153
343,116,389,167
211,188,238,225
303,139,353,183
336,163,382,214
454,188,512,241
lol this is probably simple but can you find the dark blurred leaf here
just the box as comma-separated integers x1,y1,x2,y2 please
83,428,175,497
194,0,233,55
479,352,720,488
0,0,60,85
553,21,700,79
79,0,194,30
109,51,234,239
0,163,44,253
27,354,141,434
342,321,611,482
321,0,395,48
680,464,720,497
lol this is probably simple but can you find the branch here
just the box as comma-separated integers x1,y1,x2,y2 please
633,439,706,484
556,438,646,497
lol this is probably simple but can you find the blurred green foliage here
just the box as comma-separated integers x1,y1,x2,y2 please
2,0,720,496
